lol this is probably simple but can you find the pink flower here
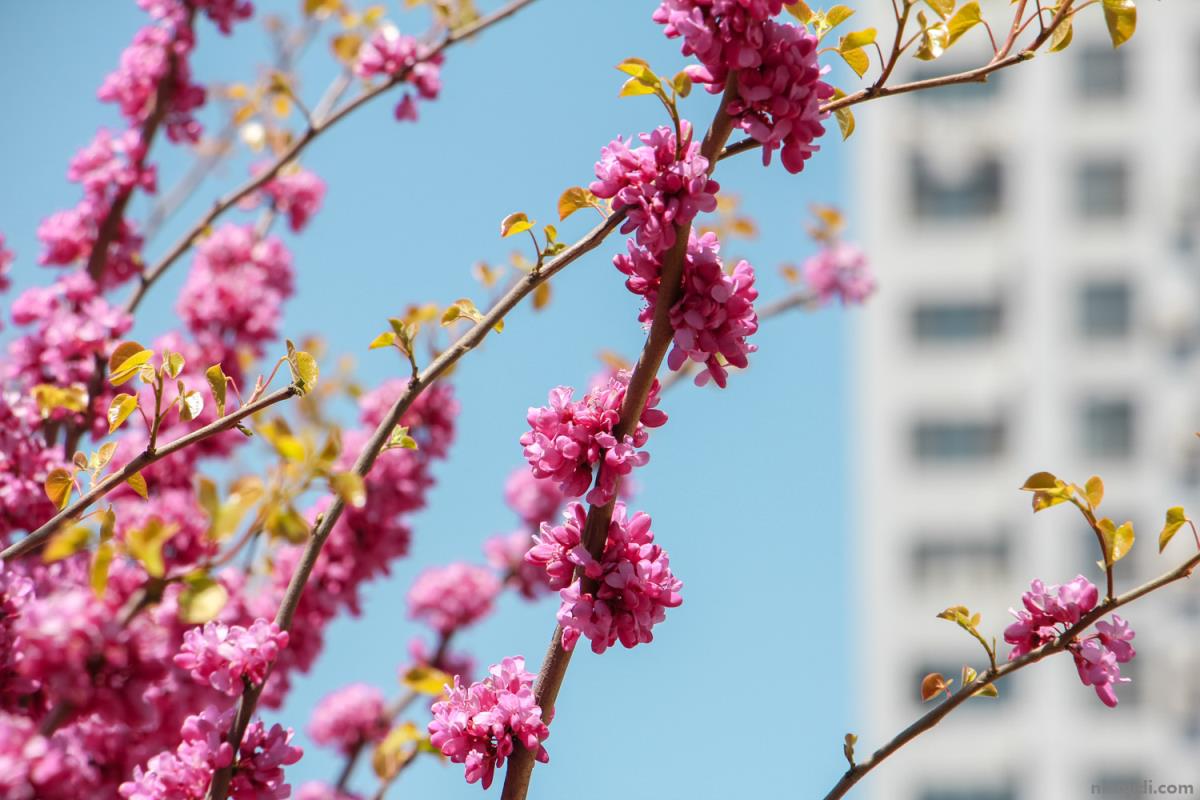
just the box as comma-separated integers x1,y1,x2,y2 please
530,503,683,654
0,393,63,542
174,619,288,695
503,467,565,528
803,243,875,305
354,26,443,122
1073,637,1129,708
590,124,719,256
260,166,326,233
1096,614,1136,663
428,656,550,790
67,128,156,198
407,563,500,634
308,683,389,754
98,25,207,143
485,530,554,600
520,371,667,506
0,234,12,293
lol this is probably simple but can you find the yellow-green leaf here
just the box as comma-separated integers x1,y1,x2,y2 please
107,393,139,435
372,722,422,781
369,331,398,350
619,76,658,97
330,472,367,508
110,348,155,386
785,1,815,24
178,573,230,623
672,70,692,98
1084,476,1104,509
205,364,228,418
178,390,204,423
127,471,149,500
266,505,310,544
1020,471,1060,491
44,468,75,510
1101,0,1136,48
923,0,955,18
946,2,981,47
402,665,453,696
824,4,855,30
839,27,876,51
108,341,145,376
1159,506,1188,553
163,351,185,380
557,187,597,221
285,340,319,395
93,441,118,473
1050,16,1074,51
90,542,114,598
31,384,88,417
1099,518,1135,565
125,518,177,577
44,524,91,563
500,212,534,238
838,47,869,78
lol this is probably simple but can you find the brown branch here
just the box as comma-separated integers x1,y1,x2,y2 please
205,206,625,800
125,0,538,318
1,385,299,561
823,549,1200,800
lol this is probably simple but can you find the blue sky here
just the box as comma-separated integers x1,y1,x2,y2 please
0,2,860,797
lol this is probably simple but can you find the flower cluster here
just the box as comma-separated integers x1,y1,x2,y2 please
0,394,63,543
408,563,501,635
521,371,667,505
591,125,719,256
527,502,683,654
354,26,444,121
803,242,875,305
257,165,327,233
174,619,288,696
654,0,833,173
308,683,389,755
1004,576,1136,707
503,468,565,529
177,223,294,361
119,704,301,800
428,656,550,790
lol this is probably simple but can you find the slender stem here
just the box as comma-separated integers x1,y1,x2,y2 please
823,549,1200,800
125,0,538,318
500,75,742,800
205,208,624,800
872,0,912,92
1,386,298,561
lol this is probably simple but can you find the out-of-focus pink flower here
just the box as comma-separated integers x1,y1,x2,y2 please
0,234,12,294
803,243,875,305
407,564,500,635
503,468,564,528
484,530,553,600
428,656,549,789
354,26,443,122
259,165,326,233
174,619,288,695
308,683,389,754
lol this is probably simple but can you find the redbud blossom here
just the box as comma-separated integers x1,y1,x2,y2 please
308,683,389,755
803,243,875,305
174,619,288,696
407,563,501,635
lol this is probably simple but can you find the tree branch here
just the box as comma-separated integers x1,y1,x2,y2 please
1,385,299,561
822,549,1200,800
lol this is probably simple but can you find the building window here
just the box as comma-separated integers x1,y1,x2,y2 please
1079,279,1132,339
913,419,1006,463
1076,42,1129,99
910,154,1004,220
1075,159,1130,219
911,534,1011,585
1081,398,1135,458
912,299,1004,343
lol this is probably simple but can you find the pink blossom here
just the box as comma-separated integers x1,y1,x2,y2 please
520,370,667,506
98,25,207,143
529,502,683,654
35,198,145,284
67,128,156,197
308,683,388,754
1073,637,1129,708
428,656,550,789
503,467,565,528
590,125,719,256
354,26,443,122
0,393,63,542
0,234,12,293
259,166,326,233
1096,614,1136,663
407,564,500,634
803,243,875,305
174,619,288,695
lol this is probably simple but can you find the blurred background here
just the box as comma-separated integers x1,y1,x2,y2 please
0,1,1196,798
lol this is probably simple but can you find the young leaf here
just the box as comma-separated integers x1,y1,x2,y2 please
124,518,177,578
205,364,228,418
330,471,367,508
163,351,186,379
44,524,91,563
500,212,534,238
785,1,815,24
402,665,453,696
1101,0,1136,48
1158,506,1188,553
127,471,149,500
285,340,320,394
945,2,981,48
178,573,230,624
672,70,692,97
44,468,75,510
178,390,205,423
1084,476,1104,509
369,331,398,350
1098,518,1135,565
90,542,114,598
920,672,951,702
110,347,155,386
838,47,869,77
1050,16,1074,51
557,187,597,221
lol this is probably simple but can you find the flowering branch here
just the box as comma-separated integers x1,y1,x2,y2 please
0,385,298,561
124,0,538,316
205,208,626,800
822,549,1200,800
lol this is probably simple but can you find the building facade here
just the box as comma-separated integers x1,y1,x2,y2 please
852,4,1200,798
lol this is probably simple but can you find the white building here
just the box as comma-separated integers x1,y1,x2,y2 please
852,5,1200,798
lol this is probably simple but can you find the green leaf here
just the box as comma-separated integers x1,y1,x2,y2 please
615,58,662,96
839,27,876,50
619,76,658,97
369,331,398,350
946,2,981,47
205,364,228,418
1101,0,1136,48
107,393,139,434
163,351,185,380
178,573,230,624
500,212,535,238
285,339,319,395
388,425,419,450
1159,506,1188,553
44,468,75,510
330,471,367,509
824,5,855,30
109,347,155,386
838,47,870,78
44,524,91,563
1098,518,1135,565
557,187,598,221
127,471,149,500
1050,15,1074,52
90,542,114,598
125,517,177,578
672,70,692,98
